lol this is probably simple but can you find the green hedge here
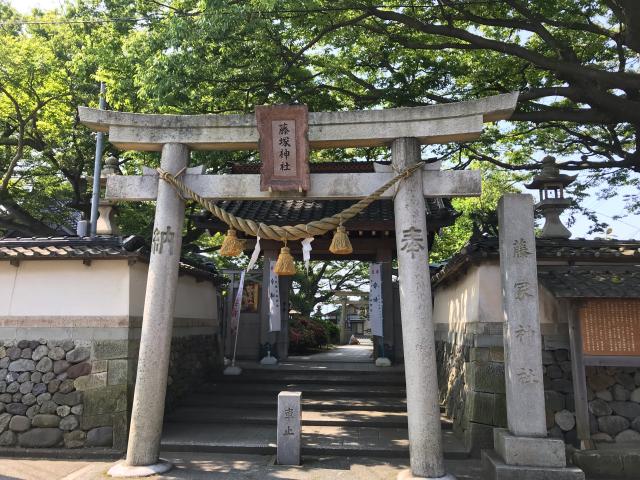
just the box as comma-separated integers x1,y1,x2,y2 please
289,317,339,353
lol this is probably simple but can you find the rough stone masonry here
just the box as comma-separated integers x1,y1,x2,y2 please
0,339,122,449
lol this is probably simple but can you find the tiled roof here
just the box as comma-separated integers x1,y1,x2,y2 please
0,237,138,259
0,236,221,283
454,236,640,260
433,236,640,286
198,198,456,232
198,161,458,233
538,266,640,298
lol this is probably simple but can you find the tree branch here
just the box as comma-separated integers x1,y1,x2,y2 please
367,7,640,91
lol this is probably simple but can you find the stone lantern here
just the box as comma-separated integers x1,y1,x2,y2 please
525,155,577,239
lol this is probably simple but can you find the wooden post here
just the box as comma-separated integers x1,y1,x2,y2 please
567,300,592,449
377,247,395,360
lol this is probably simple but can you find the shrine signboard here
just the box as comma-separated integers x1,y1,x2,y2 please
256,105,310,192
580,299,640,356
570,298,640,446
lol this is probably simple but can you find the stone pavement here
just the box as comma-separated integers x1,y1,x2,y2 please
0,451,619,480
0,452,485,480
287,345,374,363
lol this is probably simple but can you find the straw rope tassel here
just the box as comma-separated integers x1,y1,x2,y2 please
219,228,245,256
157,161,425,241
329,223,352,255
274,241,296,276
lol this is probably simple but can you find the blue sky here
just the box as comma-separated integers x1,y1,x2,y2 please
561,184,639,240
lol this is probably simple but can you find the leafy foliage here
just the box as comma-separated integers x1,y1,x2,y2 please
289,260,369,318
0,0,638,249
289,315,337,353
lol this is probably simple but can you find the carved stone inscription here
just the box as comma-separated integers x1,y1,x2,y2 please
257,105,309,192
400,226,424,259
277,391,301,465
152,226,175,255
498,193,547,437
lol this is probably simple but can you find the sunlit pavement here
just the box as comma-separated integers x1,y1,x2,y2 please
0,452,485,480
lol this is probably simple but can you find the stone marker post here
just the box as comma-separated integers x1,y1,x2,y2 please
277,391,302,465
499,194,547,439
392,138,450,480
483,193,583,479
110,143,189,477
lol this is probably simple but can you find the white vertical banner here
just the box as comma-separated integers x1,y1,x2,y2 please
369,262,383,337
268,260,281,332
230,270,246,336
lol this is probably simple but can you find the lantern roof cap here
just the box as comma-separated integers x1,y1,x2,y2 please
524,156,577,190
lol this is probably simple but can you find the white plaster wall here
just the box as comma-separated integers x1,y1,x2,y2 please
433,261,560,328
477,262,503,324
0,260,129,317
432,265,481,329
539,283,560,324
129,261,218,323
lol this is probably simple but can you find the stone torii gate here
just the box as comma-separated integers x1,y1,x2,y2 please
79,93,518,479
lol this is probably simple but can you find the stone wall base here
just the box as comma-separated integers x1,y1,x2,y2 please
482,450,585,480
571,448,640,479
493,429,565,467
463,422,494,456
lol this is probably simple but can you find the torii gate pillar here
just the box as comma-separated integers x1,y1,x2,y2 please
109,144,188,477
393,138,450,479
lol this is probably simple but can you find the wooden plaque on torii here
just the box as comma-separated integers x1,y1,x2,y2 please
256,105,310,192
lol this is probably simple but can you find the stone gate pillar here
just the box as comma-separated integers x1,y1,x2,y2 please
109,143,189,477
392,137,452,479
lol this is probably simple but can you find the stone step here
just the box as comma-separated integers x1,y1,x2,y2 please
237,364,404,373
246,362,405,373
209,372,405,386
165,406,453,430
181,393,408,411
198,382,406,398
160,423,468,459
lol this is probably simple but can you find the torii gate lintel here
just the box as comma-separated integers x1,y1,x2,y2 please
79,92,518,152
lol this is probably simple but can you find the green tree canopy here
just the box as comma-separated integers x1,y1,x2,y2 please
0,0,637,253
289,260,369,318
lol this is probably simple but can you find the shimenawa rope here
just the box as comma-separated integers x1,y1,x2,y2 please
157,162,425,241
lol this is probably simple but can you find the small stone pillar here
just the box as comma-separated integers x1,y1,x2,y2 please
482,193,584,480
277,391,302,465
